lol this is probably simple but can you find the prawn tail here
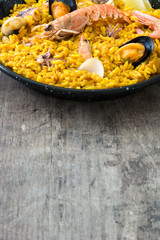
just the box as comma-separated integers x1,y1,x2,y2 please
89,4,131,24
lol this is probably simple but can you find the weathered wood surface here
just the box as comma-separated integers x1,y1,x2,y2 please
0,71,160,240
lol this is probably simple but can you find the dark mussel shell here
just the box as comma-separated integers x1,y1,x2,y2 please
149,0,160,9
0,0,38,19
119,36,154,68
49,0,77,15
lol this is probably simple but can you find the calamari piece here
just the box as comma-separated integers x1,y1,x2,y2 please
92,0,115,5
106,23,122,38
2,36,10,44
1,7,42,36
17,7,42,21
1,17,27,36
37,48,65,67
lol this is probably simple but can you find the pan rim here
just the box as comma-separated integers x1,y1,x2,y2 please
0,62,160,95
0,0,160,99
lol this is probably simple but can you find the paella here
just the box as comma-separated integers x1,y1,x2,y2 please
0,0,160,90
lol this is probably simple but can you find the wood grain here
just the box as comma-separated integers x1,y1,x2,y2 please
0,71,160,240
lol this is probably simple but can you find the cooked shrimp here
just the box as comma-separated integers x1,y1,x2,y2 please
51,1,70,19
78,33,92,60
131,11,160,38
32,4,131,40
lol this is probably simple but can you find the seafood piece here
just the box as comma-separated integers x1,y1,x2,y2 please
116,43,145,63
32,4,131,40
78,34,92,60
1,7,41,36
116,36,154,67
1,17,27,36
131,11,160,38
49,0,77,15
17,7,42,21
92,0,115,5
51,1,71,19
2,36,10,44
22,39,34,47
106,23,122,38
78,58,104,78
147,58,160,72
37,48,65,67
135,28,144,34
37,48,52,67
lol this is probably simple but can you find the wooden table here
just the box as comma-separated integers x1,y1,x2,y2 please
0,71,160,240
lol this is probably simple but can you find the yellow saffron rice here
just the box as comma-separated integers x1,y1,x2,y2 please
0,0,160,89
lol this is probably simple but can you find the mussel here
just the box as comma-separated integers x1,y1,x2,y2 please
116,36,154,67
149,0,160,9
0,0,38,19
49,0,77,17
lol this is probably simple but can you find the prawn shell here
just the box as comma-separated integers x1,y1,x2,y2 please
119,36,154,67
49,0,77,15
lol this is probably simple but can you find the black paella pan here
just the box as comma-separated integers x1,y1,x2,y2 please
0,0,160,101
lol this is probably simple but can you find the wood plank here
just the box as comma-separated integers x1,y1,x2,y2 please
0,71,160,240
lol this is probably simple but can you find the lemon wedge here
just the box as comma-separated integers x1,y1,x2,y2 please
123,0,152,11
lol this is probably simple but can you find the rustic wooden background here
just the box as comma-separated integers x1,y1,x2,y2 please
0,71,160,240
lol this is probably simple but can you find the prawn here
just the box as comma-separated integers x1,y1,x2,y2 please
32,4,131,40
131,11,160,38
78,33,92,60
